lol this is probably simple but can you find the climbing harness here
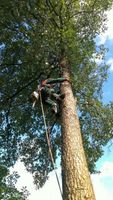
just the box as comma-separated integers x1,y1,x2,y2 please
39,92,63,199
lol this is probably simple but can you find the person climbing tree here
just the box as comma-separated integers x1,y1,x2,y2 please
30,77,68,114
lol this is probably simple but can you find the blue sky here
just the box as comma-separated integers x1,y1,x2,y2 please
94,7,113,199
96,5,113,173
103,72,113,103
102,38,113,103
10,6,113,200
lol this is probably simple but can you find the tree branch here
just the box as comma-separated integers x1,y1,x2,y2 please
7,73,44,101
0,61,30,67
46,0,59,17
1,72,44,107
5,99,12,144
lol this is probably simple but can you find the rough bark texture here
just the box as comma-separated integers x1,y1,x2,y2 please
60,59,95,200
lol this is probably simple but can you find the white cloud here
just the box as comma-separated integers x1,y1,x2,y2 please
10,160,36,193
92,174,113,200
99,161,113,178
107,58,113,71
98,7,113,44
11,160,62,200
92,161,113,200
11,160,113,200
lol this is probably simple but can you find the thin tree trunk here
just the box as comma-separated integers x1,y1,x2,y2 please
60,58,95,200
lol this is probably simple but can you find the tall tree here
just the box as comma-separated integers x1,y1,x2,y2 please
60,58,95,199
0,0,113,199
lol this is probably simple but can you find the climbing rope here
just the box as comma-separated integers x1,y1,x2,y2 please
39,92,63,199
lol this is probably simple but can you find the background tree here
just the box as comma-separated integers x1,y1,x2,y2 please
0,165,29,200
0,0,113,199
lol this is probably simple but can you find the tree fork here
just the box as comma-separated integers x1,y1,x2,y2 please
60,58,95,200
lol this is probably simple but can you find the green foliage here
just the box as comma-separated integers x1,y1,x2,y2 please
0,0,113,188
0,165,29,200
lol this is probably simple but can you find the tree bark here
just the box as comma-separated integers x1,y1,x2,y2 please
60,58,95,200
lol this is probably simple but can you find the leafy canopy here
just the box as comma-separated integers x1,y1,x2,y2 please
0,0,113,188
0,165,29,200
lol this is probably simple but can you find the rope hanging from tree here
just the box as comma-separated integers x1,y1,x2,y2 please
39,92,63,199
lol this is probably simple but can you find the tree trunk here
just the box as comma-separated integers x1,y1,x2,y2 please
60,58,95,200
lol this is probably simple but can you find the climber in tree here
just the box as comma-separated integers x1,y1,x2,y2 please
30,77,68,114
